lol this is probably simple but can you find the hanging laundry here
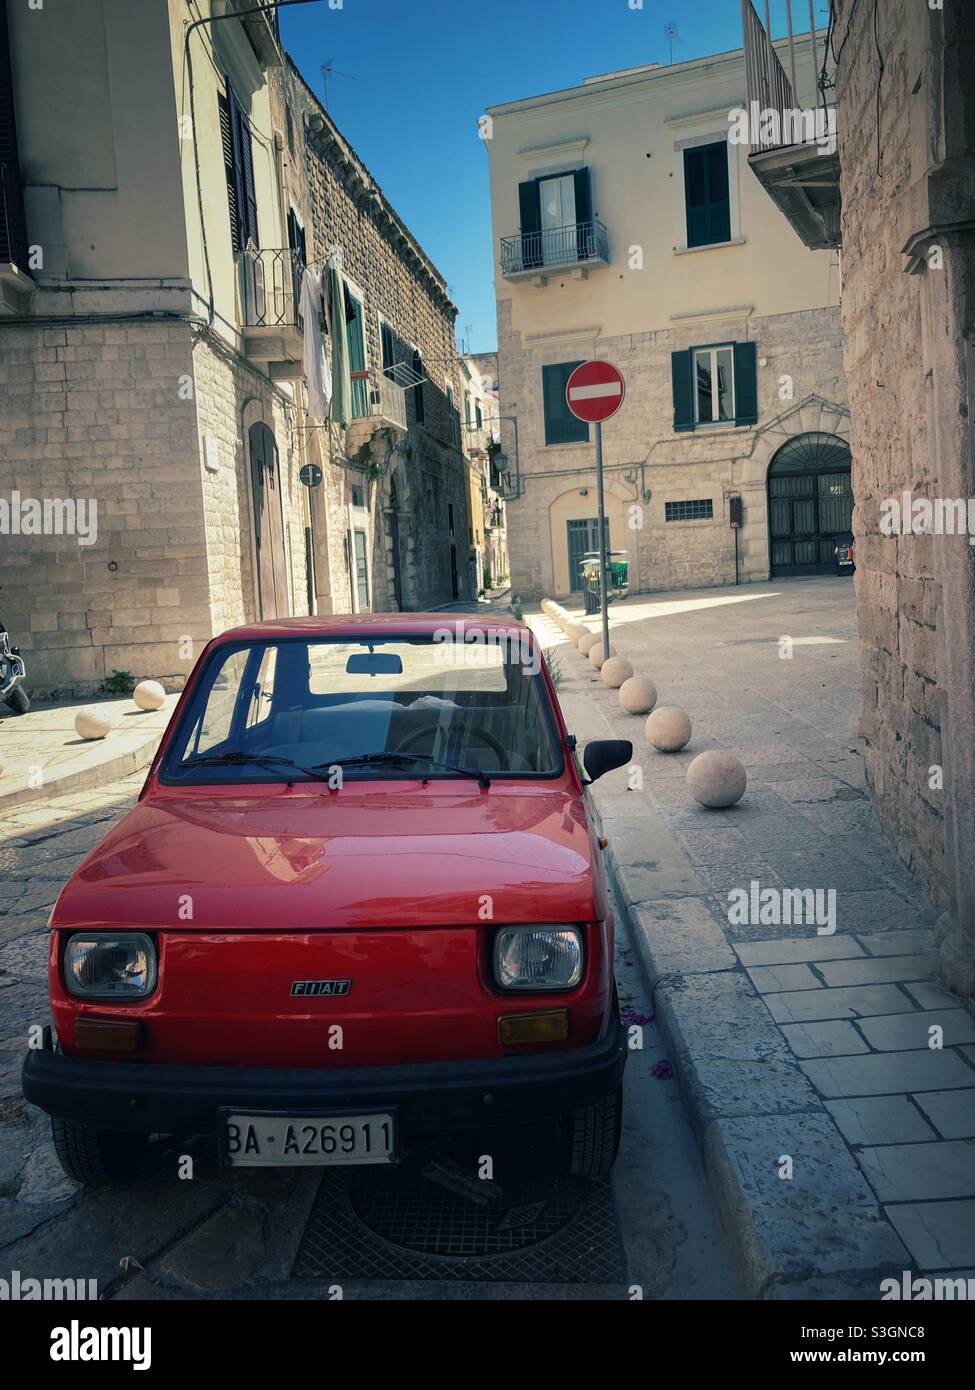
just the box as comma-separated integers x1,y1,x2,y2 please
300,265,332,422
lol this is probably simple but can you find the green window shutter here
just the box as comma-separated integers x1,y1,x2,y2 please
519,179,541,269
573,167,592,224
707,143,731,244
684,142,730,248
543,362,588,445
733,342,758,425
671,350,695,432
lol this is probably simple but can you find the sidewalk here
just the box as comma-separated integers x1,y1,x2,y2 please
0,695,178,812
529,579,975,1299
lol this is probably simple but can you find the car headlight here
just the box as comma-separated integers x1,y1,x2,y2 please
63,933,157,999
493,925,583,991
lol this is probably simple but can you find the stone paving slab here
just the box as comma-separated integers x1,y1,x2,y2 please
912,1089,975,1140
857,1140,975,1203
734,936,865,967
856,1009,975,1052
800,1049,975,1099
780,1020,870,1058
825,1096,938,1146
764,983,922,1023
816,955,939,988
884,1201,975,1271
745,963,823,994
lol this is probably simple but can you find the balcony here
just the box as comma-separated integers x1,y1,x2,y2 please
740,1,840,250
500,219,608,284
346,369,409,456
236,246,304,379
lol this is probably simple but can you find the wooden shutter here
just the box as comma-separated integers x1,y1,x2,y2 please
671,350,695,432
683,147,708,248
543,362,588,445
706,143,731,244
233,93,259,248
380,321,395,378
218,86,242,254
412,349,424,424
518,179,541,270
0,3,26,267
573,167,592,224
733,342,758,426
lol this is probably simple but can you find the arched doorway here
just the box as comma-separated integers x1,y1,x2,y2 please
249,421,289,618
767,432,853,577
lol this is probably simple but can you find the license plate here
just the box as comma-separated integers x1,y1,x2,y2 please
220,1110,396,1167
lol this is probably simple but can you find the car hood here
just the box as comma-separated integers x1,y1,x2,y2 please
52,782,602,930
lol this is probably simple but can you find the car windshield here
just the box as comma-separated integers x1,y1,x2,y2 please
161,632,562,783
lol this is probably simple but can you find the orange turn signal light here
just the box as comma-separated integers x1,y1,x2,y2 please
74,1018,144,1052
498,1009,569,1045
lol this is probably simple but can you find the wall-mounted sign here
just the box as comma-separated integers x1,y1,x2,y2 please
299,462,323,488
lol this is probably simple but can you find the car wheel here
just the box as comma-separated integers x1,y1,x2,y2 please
52,1117,148,1186
565,1084,622,1179
4,685,29,714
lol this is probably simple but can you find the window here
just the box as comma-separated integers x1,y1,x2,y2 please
671,342,757,432
542,361,589,445
411,348,425,425
475,402,483,430
347,292,368,419
350,484,365,508
380,320,397,380
517,168,593,268
694,346,735,424
665,499,714,522
218,80,259,254
465,394,472,426
683,142,731,249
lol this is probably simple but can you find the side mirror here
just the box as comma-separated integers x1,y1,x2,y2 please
582,739,632,784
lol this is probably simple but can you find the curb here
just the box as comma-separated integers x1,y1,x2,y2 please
0,700,177,812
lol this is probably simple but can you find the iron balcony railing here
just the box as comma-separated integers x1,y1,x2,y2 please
740,0,834,154
500,219,608,276
350,368,408,431
236,246,304,331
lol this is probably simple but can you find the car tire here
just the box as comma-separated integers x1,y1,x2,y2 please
565,1084,622,1179
4,685,29,714
51,1117,148,1186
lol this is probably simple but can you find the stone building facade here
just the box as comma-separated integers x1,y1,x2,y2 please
830,0,975,994
272,59,472,615
485,37,849,603
0,0,308,695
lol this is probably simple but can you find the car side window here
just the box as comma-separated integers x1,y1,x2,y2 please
245,647,277,729
188,649,250,756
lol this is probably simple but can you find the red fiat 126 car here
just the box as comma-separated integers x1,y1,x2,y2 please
23,614,630,1185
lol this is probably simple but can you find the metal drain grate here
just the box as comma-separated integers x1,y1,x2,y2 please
292,1143,626,1284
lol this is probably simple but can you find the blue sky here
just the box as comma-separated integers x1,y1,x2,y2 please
281,0,830,354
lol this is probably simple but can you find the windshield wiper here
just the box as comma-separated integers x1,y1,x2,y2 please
322,751,491,789
181,752,330,782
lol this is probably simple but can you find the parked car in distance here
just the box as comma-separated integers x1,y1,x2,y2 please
23,613,631,1186
833,530,856,575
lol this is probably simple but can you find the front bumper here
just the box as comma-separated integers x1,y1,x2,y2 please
22,1023,626,1136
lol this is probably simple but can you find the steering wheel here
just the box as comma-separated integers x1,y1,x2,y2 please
393,720,510,771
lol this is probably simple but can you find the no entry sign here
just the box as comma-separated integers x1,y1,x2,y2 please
565,359,625,423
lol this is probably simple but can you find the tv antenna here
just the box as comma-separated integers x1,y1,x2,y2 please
320,59,355,110
664,23,681,65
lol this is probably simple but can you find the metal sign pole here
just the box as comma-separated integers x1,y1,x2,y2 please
595,419,610,658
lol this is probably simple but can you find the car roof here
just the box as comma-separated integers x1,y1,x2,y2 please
210,612,531,644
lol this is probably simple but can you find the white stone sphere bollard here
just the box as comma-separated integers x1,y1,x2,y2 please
600,656,633,688
75,708,112,741
646,705,692,752
578,632,599,656
0,753,5,777
687,750,747,808
133,679,166,712
588,639,618,669
619,675,657,714
574,626,594,648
